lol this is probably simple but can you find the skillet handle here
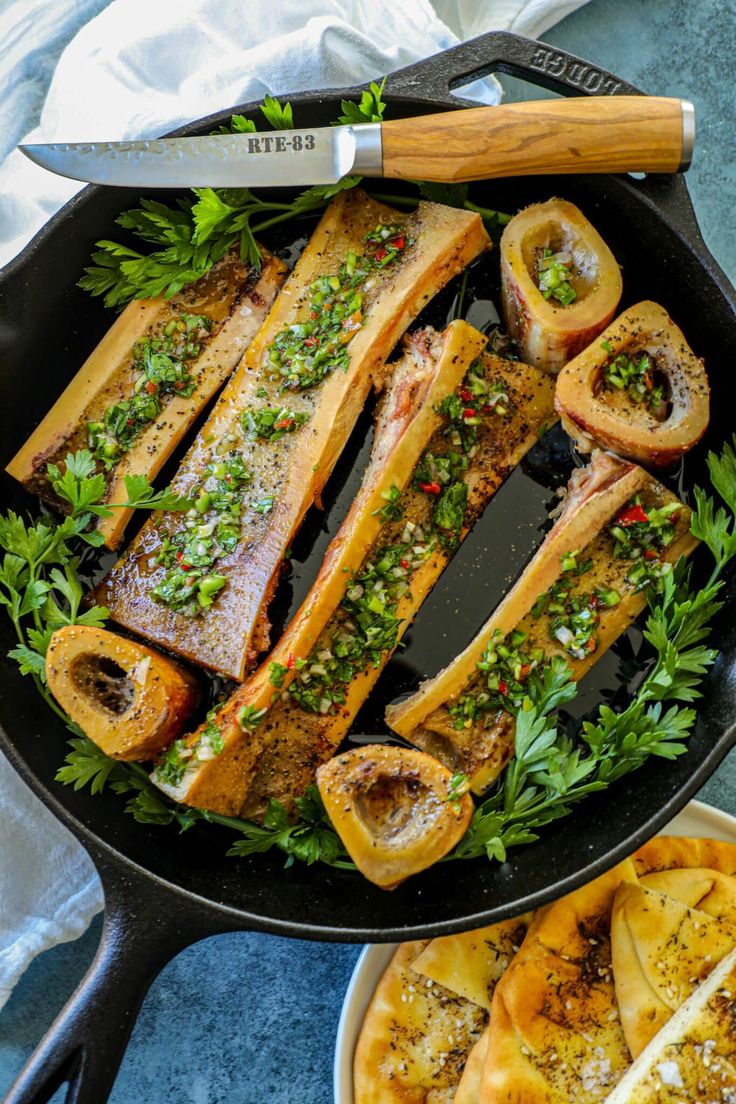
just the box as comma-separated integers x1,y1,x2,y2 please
382,30,704,246
4,853,230,1104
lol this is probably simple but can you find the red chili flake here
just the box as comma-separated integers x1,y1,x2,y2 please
400,558,410,570
518,664,531,680
586,637,597,653
274,418,293,430
462,407,476,419
126,418,134,426
309,310,318,319
374,247,387,261
175,551,192,571
144,380,158,395
304,336,319,348
483,404,493,413
616,503,648,527
459,388,472,402
498,679,508,696
419,481,441,495
644,548,658,561
286,654,296,670
174,382,184,390
389,235,406,250
589,595,599,609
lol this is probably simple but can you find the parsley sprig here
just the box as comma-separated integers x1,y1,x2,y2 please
447,442,735,865
0,451,192,721
45,437,736,875
78,83,510,308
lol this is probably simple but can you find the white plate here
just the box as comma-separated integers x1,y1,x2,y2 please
333,799,736,1104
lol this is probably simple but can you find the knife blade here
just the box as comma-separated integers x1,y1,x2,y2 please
20,97,694,188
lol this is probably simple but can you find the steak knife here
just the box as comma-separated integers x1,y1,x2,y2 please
20,96,695,188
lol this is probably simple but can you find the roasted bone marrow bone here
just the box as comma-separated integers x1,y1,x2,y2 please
500,198,622,374
45,625,199,760
6,249,287,549
555,300,710,466
94,189,491,681
316,745,473,889
151,332,556,818
386,451,696,794
150,320,487,810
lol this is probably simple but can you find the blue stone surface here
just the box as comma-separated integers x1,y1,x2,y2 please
1,2,734,1101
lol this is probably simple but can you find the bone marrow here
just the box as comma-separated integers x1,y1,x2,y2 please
94,190,491,680
46,625,199,760
385,451,696,794
316,744,473,889
555,300,710,466
500,198,622,374
6,249,287,549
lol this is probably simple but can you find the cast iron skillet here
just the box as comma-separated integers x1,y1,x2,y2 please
2,31,736,1104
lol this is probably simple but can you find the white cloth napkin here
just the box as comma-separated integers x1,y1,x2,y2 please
0,0,590,1010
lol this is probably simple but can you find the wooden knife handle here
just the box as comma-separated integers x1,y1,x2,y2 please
380,97,693,182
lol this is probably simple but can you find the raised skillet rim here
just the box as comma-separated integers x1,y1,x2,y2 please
1,32,736,944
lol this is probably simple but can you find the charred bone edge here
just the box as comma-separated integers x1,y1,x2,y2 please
315,744,473,889
604,945,736,1103
45,625,199,760
6,249,287,550
385,451,697,785
555,300,710,467
95,190,491,681
154,320,487,809
500,198,622,375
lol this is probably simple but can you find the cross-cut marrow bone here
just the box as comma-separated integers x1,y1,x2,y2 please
555,300,710,466
6,249,287,549
386,451,696,794
95,190,491,680
46,625,199,760
500,198,622,374
151,320,487,810
316,744,473,889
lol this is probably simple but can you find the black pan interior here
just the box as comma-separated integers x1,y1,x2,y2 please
2,91,736,942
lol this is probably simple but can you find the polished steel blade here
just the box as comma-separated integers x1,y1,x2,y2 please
19,124,383,188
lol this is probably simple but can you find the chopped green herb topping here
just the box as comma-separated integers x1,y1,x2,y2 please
266,223,411,392
602,351,667,415
240,406,309,441
372,485,403,524
151,453,251,615
88,312,212,467
537,247,577,306
611,495,680,589
154,708,224,787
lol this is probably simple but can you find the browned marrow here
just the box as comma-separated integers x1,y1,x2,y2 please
386,451,696,794
316,745,473,889
6,249,287,549
500,198,622,374
46,625,199,760
555,300,710,466
154,335,556,818
95,189,491,681
151,320,487,810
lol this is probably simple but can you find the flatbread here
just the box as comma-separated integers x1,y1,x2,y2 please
480,860,638,1103
633,835,736,878
411,915,531,1012
604,946,736,1103
640,866,736,925
454,1029,489,1104
611,881,736,1057
354,941,487,1104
